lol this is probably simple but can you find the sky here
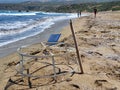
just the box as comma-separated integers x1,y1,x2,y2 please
0,0,29,3
0,0,119,3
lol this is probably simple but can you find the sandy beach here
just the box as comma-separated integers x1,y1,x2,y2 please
0,11,120,90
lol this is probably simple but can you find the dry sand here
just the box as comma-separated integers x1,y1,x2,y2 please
0,11,120,90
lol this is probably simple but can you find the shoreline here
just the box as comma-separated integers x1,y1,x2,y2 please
0,19,70,58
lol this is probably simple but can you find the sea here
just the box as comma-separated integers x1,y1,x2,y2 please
0,10,79,47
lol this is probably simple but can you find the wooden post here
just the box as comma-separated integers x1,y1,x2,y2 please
51,55,57,82
27,69,32,88
70,19,84,74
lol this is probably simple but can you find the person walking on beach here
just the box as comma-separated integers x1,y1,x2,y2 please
77,11,79,18
79,11,81,17
93,7,97,18
77,11,81,18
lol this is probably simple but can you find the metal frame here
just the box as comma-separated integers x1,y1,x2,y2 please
16,44,75,79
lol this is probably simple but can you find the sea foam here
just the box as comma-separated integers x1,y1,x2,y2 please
0,11,82,47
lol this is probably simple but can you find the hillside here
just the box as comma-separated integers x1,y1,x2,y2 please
0,1,120,12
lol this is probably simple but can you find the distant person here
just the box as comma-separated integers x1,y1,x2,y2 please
79,11,81,17
77,11,81,18
93,8,97,18
77,11,80,18
77,12,79,18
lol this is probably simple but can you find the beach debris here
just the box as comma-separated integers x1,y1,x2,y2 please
89,43,98,47
57,43,65,47
87,51,103,56
30,50,40,55
81,54,85,58
105,87,117,90
94,79,107,87
7,61,16,66
4,78,14,90
105,55,119,61
94,52,103,56
78,30,88,33
70,84,80,89
87,51,94,54
111,44,116,47
101,31,110,33
43,49,50,55
7,61,20,66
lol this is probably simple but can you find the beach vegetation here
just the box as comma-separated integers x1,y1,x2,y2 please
0,1,119,12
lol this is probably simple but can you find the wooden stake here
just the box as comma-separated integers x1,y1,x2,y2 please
70,19,84,74
27,69,32,88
